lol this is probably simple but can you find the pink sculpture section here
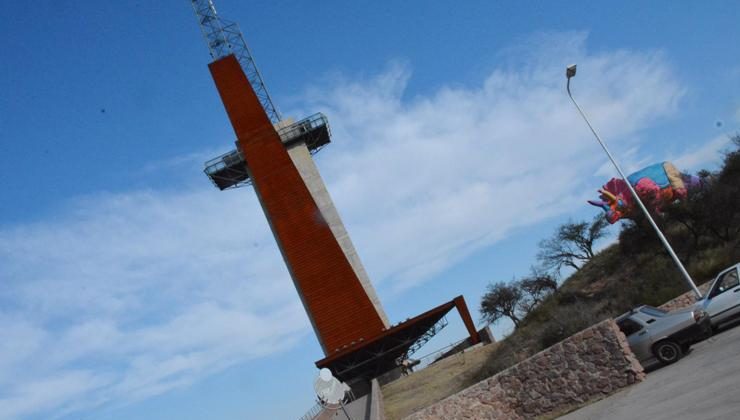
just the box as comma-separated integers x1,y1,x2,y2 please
589,161,703,224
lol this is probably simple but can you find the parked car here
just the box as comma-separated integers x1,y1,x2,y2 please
615,305,711,365
695,263,740,330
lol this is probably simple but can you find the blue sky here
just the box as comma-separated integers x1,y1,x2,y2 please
1,1,738,419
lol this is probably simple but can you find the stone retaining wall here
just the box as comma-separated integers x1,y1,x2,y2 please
404,320,644,420
658,282,712,312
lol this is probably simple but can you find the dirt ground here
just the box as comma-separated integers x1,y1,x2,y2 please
380,342,499,420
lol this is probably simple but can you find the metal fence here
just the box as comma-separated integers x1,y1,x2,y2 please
297,400,324,420
412,336,469,371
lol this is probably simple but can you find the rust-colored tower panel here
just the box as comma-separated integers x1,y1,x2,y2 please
208,55,386,354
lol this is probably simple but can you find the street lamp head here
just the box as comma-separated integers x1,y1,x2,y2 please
566,64,577,79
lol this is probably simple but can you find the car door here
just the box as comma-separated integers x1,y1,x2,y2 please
617,317,651,361
704,266,740,324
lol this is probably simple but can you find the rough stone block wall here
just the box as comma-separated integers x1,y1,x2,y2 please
404,320,644,420
658,282,711,312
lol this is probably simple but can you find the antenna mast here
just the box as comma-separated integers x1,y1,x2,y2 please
190,0,282,123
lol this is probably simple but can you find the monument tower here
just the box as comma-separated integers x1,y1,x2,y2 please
190,0,481,385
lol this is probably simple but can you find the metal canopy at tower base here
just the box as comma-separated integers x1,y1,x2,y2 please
315,296,481,384
203,113,332,190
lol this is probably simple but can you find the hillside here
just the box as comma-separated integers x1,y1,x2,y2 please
469,134,739,384
471,135,740,384
381,135,740,418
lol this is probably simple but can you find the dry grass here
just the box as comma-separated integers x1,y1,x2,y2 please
380,342,499,420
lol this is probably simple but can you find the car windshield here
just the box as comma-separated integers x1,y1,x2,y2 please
639,306,668,317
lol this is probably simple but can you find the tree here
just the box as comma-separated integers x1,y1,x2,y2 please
479,270,558,328
536,216,609,272
662,134,740,246
519,270,558,313
662,171,712,257
703,134,740,243
480,281,524,327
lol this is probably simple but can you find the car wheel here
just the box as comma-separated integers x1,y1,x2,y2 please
653,340,682,365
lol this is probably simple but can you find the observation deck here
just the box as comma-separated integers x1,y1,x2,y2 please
204,113,331,190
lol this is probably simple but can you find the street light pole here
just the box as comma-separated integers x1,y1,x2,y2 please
565,64,703,299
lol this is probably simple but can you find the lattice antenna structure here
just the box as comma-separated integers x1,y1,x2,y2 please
190,0,281,123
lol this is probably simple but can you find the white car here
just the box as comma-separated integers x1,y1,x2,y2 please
696,263,740,329
615,305,710,365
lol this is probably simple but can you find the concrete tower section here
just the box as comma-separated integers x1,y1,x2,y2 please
284,141,390,329
208,54,389,354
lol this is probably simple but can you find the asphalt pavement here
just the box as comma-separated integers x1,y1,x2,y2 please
560,323,740,420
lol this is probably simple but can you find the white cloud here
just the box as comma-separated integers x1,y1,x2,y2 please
0,32,690,419
673,134,733,171
302,32,683,291
592,145,654,179
0,190,308,419
0,370,111,420
591,133,732,186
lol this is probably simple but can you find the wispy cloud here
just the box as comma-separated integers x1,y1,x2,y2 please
301,32,684,291
0,32,690,419
0,190,308,418
673,134,733,171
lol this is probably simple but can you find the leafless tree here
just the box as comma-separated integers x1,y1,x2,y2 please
519,270,558,313
537,215,609,272
480,270,558,328
480,281,524,328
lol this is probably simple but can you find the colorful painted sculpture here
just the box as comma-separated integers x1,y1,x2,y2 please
589,161,702,224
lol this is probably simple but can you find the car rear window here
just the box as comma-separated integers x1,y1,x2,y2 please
617,318,643,336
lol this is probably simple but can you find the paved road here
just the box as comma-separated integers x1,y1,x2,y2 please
560,324,740,420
